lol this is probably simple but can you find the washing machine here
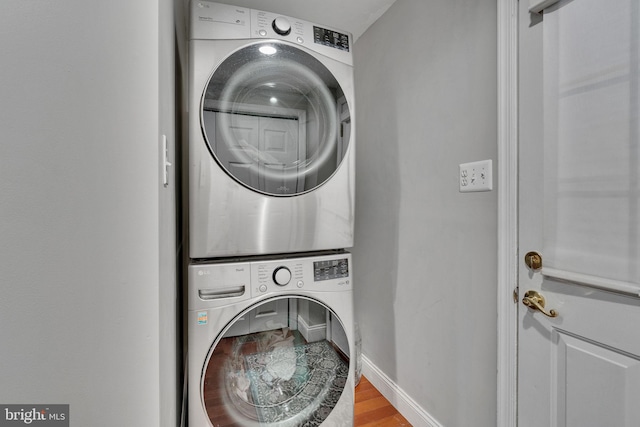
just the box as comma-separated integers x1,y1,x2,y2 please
187,251,354,426
187,1,356,259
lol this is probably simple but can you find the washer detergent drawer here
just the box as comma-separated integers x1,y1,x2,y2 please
188,262,252,310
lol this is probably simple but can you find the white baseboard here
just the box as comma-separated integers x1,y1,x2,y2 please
361,355,444,427
297,315,327,343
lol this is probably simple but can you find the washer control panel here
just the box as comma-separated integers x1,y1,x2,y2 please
273,266,292,286
251,252,351,296
313,258,349,282
271,16,292,36
189,252,351,309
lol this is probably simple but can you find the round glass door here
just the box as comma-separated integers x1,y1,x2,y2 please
202,297,351,426
201,42,351,196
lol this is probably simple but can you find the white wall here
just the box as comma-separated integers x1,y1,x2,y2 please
159,0,180,426
353,1,498,425
0,1,177,426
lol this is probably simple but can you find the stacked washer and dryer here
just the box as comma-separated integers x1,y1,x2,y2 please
185,2,356,426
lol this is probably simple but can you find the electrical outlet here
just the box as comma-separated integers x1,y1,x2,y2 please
459,160,493,192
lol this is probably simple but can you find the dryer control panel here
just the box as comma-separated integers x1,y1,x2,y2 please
190,1,353,66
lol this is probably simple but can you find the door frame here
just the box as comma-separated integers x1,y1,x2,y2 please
497,0,519,426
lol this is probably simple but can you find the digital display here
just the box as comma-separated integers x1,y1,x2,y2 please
313,26,350,52
313,258,349,281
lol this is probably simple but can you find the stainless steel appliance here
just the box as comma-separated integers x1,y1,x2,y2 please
187,251,355,426
187,1,356,259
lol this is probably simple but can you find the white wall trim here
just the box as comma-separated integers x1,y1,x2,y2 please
529,0,560,14
361,355,443,427
297,315,327,343
496,0,519,426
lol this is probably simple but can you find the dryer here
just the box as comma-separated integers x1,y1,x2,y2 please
187,1,355,259
187,251,354,426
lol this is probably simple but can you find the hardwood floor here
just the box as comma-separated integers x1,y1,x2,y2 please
355,376,411,426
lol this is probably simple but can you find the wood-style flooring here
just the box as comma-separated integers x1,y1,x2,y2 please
355,376,411,426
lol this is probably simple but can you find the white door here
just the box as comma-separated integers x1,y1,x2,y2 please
209,111,303,194
258,116,303,194
248,298,289,333
209,111,261,189
518,0,640,426
223,299,290,338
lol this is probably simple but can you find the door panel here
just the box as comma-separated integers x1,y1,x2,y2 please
210,111,304,194
258,117,303,194
224,314,250,338
518,0,640,425
553,330,640,426
249,298,289,333
213,112,261,190
540,0,640,285
223,299,289,338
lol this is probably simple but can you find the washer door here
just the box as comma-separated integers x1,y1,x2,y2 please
202,296,351,426
201,41,351,196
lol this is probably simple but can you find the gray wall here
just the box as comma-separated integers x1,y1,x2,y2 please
0,1,178,426
353,1,498,425
160,0,180,425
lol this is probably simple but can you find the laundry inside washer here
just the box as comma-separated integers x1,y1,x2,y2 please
203,298,350,426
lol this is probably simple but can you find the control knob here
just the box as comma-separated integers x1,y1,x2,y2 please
273,266,292,286
272,16,291,36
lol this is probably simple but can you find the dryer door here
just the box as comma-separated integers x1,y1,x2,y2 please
201,41,351,196
201,296,352,426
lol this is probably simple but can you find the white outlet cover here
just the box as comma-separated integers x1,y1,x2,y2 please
459,159,493,192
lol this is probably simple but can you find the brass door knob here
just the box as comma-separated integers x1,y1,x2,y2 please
522,290,558,318
524,251,542,270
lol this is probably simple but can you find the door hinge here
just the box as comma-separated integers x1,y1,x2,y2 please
513,287,519,303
